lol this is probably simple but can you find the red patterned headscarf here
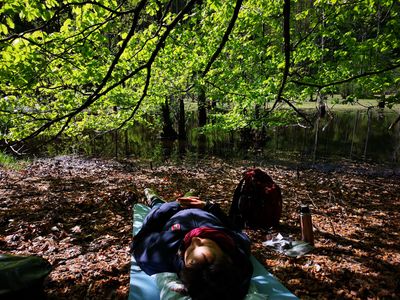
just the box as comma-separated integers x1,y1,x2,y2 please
181,227,253,298
182,227,235,253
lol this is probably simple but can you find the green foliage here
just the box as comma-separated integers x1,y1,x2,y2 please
0,0,399,145
0,151,16,166
0,151,28,169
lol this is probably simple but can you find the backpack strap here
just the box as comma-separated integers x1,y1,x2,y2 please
229,178,246,229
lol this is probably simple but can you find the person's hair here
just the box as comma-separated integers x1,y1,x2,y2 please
179,254,249,300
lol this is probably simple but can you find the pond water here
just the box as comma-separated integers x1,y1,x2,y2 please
46,108,400,167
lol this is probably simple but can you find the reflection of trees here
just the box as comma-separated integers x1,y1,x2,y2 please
39,109,398,164
363,108,372,159
393,123,400,163
350,111,360,159
312,117,319,164
297,109,397,164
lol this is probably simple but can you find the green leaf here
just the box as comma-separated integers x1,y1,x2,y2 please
5,17,15,29
0,23,8,34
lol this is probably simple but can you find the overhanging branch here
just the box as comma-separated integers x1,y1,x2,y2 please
281,97,313,127
292,64,400,89
15,0,149,143
14,0,199,144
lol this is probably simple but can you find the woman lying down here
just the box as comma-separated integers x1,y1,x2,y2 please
131,189,253,300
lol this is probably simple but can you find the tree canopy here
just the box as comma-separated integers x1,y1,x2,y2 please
1,0,399,149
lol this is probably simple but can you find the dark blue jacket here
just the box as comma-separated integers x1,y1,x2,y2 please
131,201,252,276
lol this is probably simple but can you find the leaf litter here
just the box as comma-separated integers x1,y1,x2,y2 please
0,155,399,299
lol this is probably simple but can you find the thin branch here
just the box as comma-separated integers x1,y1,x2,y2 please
115,66,152,130
292,64,400,89
281,97,313,127
389,114,400,131
4,140,27,156
292,1,356,51
73,0,146,16
0,109,53,122
201,0,243,78
269,0,291,113
292,14,323,51
205,79,248,98
64,1,127,15
180,0,242,98
61,14,119,46
20,36,82,70
0,24,50,43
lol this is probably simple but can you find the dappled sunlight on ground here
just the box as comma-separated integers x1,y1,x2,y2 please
0,155,399,299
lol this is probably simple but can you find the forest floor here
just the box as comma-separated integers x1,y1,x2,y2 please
0,155,399,300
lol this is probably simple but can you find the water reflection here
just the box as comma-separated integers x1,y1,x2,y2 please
54,109,399,166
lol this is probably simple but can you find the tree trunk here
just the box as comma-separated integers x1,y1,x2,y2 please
161,97,177,139
124,130,129,156
198,88,207,127
178,96,186,140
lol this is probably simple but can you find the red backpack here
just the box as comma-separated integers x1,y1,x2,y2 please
229,168,282,229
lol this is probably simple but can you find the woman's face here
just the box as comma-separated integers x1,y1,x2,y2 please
184,237,224,267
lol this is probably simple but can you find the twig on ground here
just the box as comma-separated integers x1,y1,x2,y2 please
309,194,336,236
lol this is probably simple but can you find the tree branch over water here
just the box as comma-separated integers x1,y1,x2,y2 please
1,0,399,150
292,64,400,89
281,98,313,127
15,0,149,144
13,0,199,146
